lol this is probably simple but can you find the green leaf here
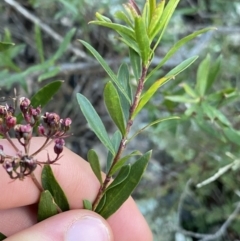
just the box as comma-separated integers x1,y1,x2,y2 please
77,93,115,155
135,16,151,66
147,27,213,82
0,232,6,240
196,54,211,96
38,67,61,82
129,117,180,141
79,40,130,103
109,151,142,176
180,83,199,98
95,193,106,213
34,24,45,63
148,0,165,39
166,55,199,77
0,41,15,52
206,55,222,92
129,48,142,80
41,165,70,212
149,0,156,19
57,0,78,15
51,28,76,62
223,128,240,146
87,149,103,185
114,10,133,28
133,76,173,118
37,190,59,222
117,64,132,121
90,21,135,39
106,130,122,173
98,151,151,219
104,82,126,135
165,95,199,103
95,12,112,22
107,165,131,191
83,199,93,210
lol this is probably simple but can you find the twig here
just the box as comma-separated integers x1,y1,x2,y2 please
3,0,92,60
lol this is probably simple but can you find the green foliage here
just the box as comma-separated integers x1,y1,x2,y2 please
0,232,6,241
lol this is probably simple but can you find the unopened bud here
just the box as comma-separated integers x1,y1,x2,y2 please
3,160,13,173
38,124,45,136
60,118,72,131
54,138,65,155
19,97,31,113
6,115,17,129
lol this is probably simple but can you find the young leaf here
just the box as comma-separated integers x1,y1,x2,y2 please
109,150,142,176
223,128,240,146
165,95,198,103
0,232,6,240
77,93,115,155
83,199,93,210
133,76,173,118
106,130,122,173
98,151,151,219
87,149,103,185
79,40,130,103
0,42,15,52
37,190,59,222
104,82,126,136
129,48,142,80
135,16,151,66
114,10,133,28
95,12,112,22
180,83,199,98
41,165,70,212
196,54,211,96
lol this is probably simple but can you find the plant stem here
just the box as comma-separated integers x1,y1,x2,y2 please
30,172,44,192
92,65,148,211
5,132,19,152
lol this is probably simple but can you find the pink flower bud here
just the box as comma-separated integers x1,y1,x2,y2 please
43,112,60,129
60,118,72,131
3,160,13,173
54,138,65,155
0,105,7,116
6,115,17,129
19,97,31,113
38,125,45,136
14,124,32,140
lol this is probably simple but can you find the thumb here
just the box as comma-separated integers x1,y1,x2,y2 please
6,210,113,241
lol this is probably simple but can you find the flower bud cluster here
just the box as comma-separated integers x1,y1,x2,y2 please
0,95,72,180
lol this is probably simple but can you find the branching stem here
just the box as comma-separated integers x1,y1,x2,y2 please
92,65,148,210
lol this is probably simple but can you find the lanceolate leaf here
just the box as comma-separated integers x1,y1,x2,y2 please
223,128,240,146
98,151,151,219
37,190,59,222
104,82,126,136
83,199,93,210
87,149,103,185
79,40,130,103
135,16,151,66
77,93,115,155
133,76,172,118
196,54,211,96
114,10,133,28
41,165,70,212
106,131,122,173
129,48,141,80
0,41,14,52
95,12,112,22
109,150,142,176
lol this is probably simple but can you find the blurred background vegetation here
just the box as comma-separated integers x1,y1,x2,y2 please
1,0,240,240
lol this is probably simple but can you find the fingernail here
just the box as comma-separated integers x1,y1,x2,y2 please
65,216,110,241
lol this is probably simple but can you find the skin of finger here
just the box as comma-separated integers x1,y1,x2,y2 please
4,210,114,241
0,137,153,241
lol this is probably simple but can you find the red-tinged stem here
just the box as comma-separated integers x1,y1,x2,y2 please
4,132,19,152
92,65,148,211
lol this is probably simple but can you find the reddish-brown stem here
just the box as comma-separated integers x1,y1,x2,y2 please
92,65,148,211
30,172,44,192
4,132,19,152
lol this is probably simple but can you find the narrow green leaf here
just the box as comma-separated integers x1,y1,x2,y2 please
109,151,142,176
117,63,132,121
148,0,165,38
95,12,112,22
107,165,131,191
34,24,45,63
83,199,93,210
38,67,61,82
95,193,106,213
37,190,59,222
57,0,78,15
180,83,199,98
0,233,6,240
149,0,156,20
79,40,130,103
142,0,150,28
106,130,122,173
129,48,142,80
90,21,135,39
41,165,70,212
165,95,199,103
166,56,199,77
135,16,151,66
196,54,211,96
133,76,172,118
114,10,133,28
129,117,180,141
77,93,115,155
223,128,240,146
98,151,151,219
206,55,222,92
51,28,76,62
87,149,103,185
118,34,140,53
0,42,15,52
104,82,126,136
